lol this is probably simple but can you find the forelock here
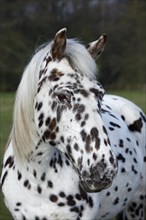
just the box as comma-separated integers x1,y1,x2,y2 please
64,39,98,79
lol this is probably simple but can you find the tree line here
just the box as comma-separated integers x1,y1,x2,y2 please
0,0,145,91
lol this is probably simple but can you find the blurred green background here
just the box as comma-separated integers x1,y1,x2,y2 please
0,0,145,219
0,0,145,91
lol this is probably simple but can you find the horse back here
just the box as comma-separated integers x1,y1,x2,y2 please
103,94,146,154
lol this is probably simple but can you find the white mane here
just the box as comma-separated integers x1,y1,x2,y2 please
11,39,98,160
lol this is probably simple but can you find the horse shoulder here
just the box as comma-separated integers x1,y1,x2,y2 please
103,95,146,134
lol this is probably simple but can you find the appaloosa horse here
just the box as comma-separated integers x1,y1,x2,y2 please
1,28,145,220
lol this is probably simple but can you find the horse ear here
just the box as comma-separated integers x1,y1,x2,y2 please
51,28,67,60
86,34,107,59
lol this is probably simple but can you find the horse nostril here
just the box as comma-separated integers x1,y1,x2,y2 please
81,170,90,179
90,169,100,181
81,168,101,183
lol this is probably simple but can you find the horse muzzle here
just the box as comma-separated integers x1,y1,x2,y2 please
79,165,116,193
80,175,112,193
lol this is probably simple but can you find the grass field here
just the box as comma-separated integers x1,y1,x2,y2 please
0,91,145,220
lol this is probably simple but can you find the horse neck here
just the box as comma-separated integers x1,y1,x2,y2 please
14,139,61,177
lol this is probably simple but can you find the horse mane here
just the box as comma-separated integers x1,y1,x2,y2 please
11,39,98,160
65,39,97,79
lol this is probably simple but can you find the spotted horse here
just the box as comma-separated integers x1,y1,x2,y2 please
1,28,145,220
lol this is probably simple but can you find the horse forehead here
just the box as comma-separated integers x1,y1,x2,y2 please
38,52,96,84
38,71,98,98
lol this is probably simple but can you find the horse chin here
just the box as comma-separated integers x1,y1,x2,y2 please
80,179,112,193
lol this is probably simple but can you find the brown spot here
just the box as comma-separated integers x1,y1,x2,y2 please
4,156,14,167
66,144,72,154
110,122,121,128
88,196,94,207
41,173,46,181
84,113,89,120
59,192,66,197
80,89,89,97
67,195,76,206
17,171,22,180
75,113,81,121
104,139,107,146
50,118,57,130
56,126,59,132
60,136,64,143
37,102,42,111
39,69,44,79
49,132,56,140
90,88,100,97
43,130,50,140
79,184,88,201
38,119,43,127
85,135,91,152
81,121,86,127
128,118,143,133
117,153,125,163
45,117,51,126
48,69,64,81
50,194,58,202
57,154,63,167
47,180,53,188
109,156,114,165
38,113,44,120
37,185,42,194
51,101,57,110
74,143,79,151
140,112,146,122
90,127,100,150
119,139,124,148
58,202,65,206
90,127,98,140
77,157,82,168
1,171,8,186
76,194,81,200
103,126,108,135
73,104,85,114
37,76,47,93
49,141,56,146
57,105,66,122
95,137,100,150
93,153,97,160
35,102,38,109
45,56,52,67
80,130,87,142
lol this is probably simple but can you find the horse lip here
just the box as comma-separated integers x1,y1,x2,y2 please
80,177,113,193
80,181,101,193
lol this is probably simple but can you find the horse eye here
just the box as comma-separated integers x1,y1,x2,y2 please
57,92,72,104
57,94,68,102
